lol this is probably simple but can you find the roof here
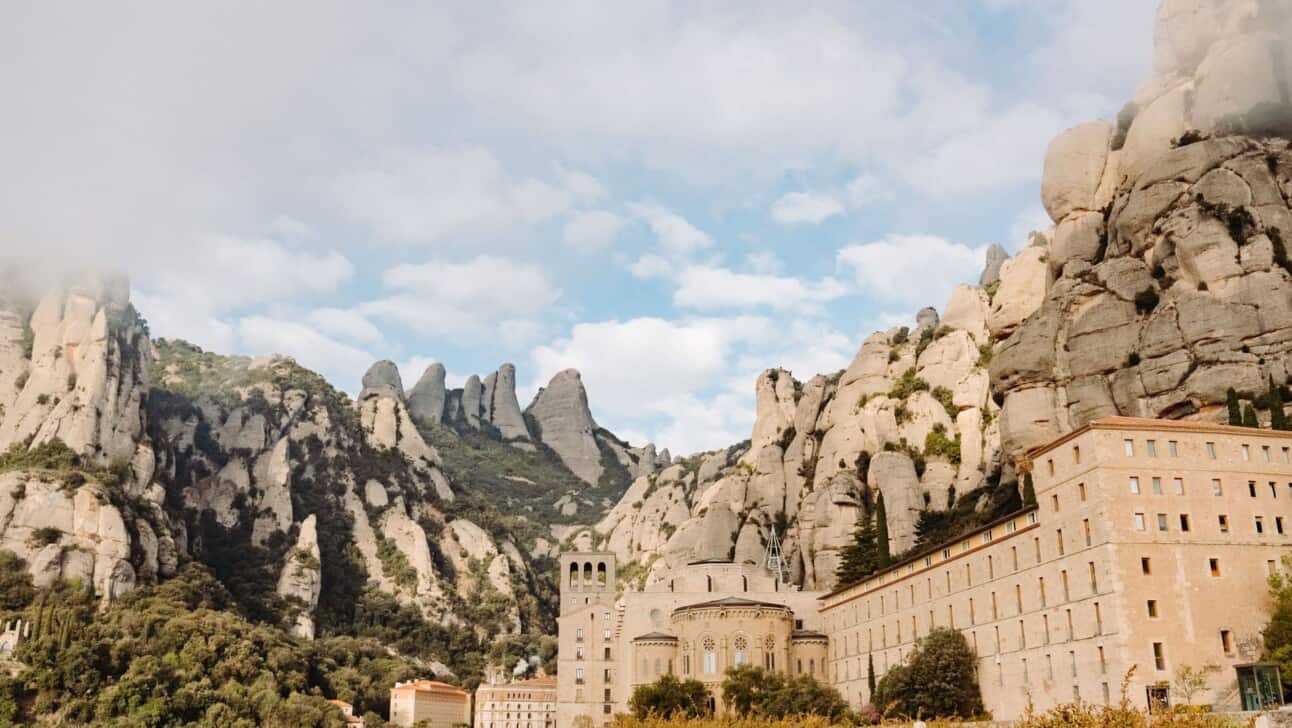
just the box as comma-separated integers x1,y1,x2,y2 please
391,680,468,696
673,596,791,613
1026,416,1292,459
686,558,735,565
791,629,827,639
327,699,353,708
477,676,558,692
632,631,679,642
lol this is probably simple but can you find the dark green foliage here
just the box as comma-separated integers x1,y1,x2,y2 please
872,628,984,719
891,327,909,346
924,429,961,465
1126,352,1141,367
975,344,993,369
867,653,876,696
1263,555,1292,694
1134,287,1159,314
630,674,711,718
1172,129,1208,147
26,526,61,548
887,368,929,400
875,494,891,569
7,566,421,726
0,550,36,611
1228,388,1243,426
931,386,957,419
1244,403,1261,428
777,426,797,451
1269,377,1289,431
721,665,850,720
1022,472,1037,507
1195,194,1258,246
834,513,879,586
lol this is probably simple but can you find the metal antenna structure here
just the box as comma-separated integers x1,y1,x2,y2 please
764,525,786,585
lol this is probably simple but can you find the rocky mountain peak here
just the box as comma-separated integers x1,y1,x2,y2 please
526,368,602,484
360,359,405,400
408,362,448,424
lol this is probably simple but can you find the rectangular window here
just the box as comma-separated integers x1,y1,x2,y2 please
1221,630,1234,655
576,646,584,660
1147,440,1157,457
1169,441,1178,458
1278,517,1285,535
1062,570,1070,601
1173,478,1184,495
942,547,951,559
1028,511,1039,525
1256,516,1265,534
1265,446,1272,462
1016,584,1023,612
1130,477,1141,494
1089,561,1098,593
1273,482,1280,499
575,668,585,684
1206,442,1217,459
1066,609,1074,641
988,555,994,578
1179,514,1190,532
1019,620,1026,648
991,592,998,620
1035,536,1042,562
1052,493,1060,512
1084,519,1093,547
1074,446,1081,464
1079,483,1087,501
1124,439,1135,457
1048,458,1055,476
1156,513,1168,531
1212,479,1223,496
1243,444,1251,461
1147,599,1158,618
1209,558,1221,577
1284,447,1290,464
1134,512,1146,531
1153,642,1166,671
1152,477,1163,495
1043,614,1051,644
1270,560,1279,576
1250,481,1258,498
983,529,993,544
1040,577,1047,607
1056,529,1065,556
1219,514,1229,533
1094,602,1103,634
1141,557,1152,575
1012,547,1019,571
576,628,584,640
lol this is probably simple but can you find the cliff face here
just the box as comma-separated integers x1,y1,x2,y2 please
595,0,1292,593
0,280,655,672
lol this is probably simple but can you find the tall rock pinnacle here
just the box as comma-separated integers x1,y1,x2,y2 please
526,369,603,485
408,363,447,425
488,363,531,441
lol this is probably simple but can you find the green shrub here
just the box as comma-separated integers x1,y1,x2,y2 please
872,628,983,719
975,344,993,369
26,527,62,548
931,386,956,419
887,368,928,400
630,674,710,718
1134,288,1160,314
924,430,961,465
722,665,850,721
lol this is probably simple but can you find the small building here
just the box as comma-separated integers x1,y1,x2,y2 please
390,679,470,728
475,675,557,728
327,699,365,727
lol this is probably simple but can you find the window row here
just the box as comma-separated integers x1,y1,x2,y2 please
1132,511,1285,536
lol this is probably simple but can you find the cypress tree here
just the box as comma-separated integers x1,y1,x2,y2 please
1244,403,1260,428
867,652,877,696
835,513,879,586
1227,387,1243,426
1022,472,1036,507
875,493,891,569
1269,377,1288,431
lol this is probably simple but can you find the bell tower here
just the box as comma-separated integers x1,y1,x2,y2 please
560,552,617,615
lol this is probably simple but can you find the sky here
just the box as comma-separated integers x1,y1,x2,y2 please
0,0,1157,455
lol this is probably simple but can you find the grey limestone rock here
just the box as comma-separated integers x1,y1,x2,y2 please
408,363,447,425
979,243,1009,286
526,369,603,485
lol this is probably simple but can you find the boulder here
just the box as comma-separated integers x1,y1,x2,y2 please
525,369,604,485
980,244,1009,286
942,285,990,344
998,387,1061,456
866,452,923,555
360,360,404,400
988,246,1049,339
1191,32,1287,133
487,364,532,441
462,375,483,428
276,515,322,640
1050,211,1105,270
407,363,447,425
1041,121,1112,223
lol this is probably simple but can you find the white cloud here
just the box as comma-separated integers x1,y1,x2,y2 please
628,254,673,279
770,191,844,225
837,235,989,309
562,209,623,251
673,265,848,311
628,202,713,257
335,146,602,246
745,251,782,275
845,174,891,208
306,307,384,344
1007,204,1053,250
360,255,559,341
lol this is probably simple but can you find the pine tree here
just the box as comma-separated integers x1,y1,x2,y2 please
867,652,877,696
1022,472,1036,507
835,513,879,586
1270,377,1288,431
1244,403,1260,428
1227,387,1243,426
875,493,892,569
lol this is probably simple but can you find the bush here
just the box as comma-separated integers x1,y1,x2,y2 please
924,430,961,465
887,369,928,400
873,628,983,719
27,527,62,548
721,665,849,721
1134,288,1160,314
931,386,956,419
629,674,711,718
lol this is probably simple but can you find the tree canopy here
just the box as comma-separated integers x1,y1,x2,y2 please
872,627,983,719
629,674,711,719
720,665,850,721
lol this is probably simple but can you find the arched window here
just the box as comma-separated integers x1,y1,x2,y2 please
742,575,748,592
583,562,593,585
642,657,649,678
569,562,579,589
764,636,776,671
703,637,717,673
597,562,607,586
809,659,815,676
654,657,661,675
734,635,749,666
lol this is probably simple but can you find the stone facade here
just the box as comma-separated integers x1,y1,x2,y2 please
389,679,470,728
475,676,556,728
555,554,824,726
821,417,1292,718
